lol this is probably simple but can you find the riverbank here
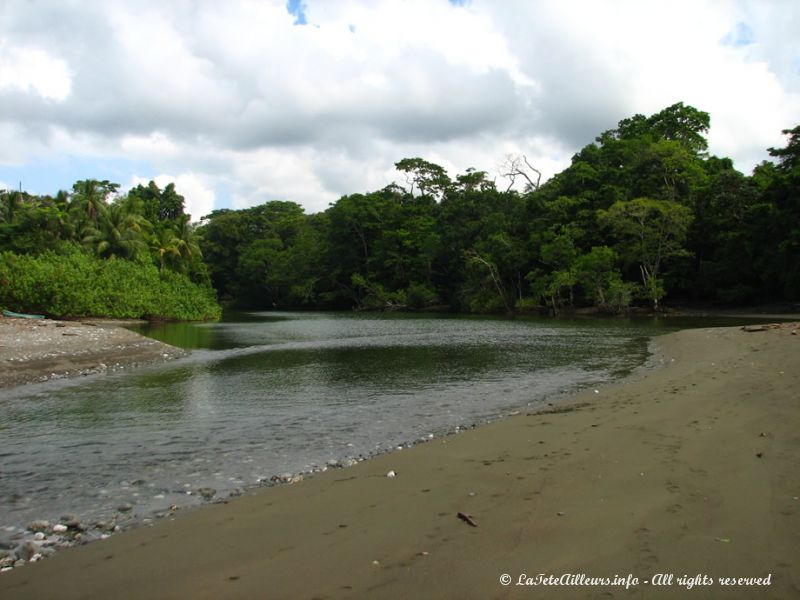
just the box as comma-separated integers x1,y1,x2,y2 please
1,323,798,599
0,316,185,388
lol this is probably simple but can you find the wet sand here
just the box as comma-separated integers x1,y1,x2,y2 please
0,324,798,599
0,316,185,388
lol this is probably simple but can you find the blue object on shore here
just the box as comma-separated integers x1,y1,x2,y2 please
2,309,46,319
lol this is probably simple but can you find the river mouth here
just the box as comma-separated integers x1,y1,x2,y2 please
0,312,760,548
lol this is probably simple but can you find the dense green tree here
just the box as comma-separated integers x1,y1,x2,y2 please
198,201,323,307
69,179,119,232
394,157,451,199
128,181,187,223
572,246,633,312
82,202,150,260
760,126,800,298
599,198,693,309
3,105,796,317
323,183,441,309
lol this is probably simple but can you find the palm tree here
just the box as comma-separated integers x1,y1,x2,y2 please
0,190,22,224
174,218,203,265
83,202,149,260
150,226,183,270
69,179,119,232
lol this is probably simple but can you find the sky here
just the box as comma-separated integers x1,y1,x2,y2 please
1,0,798,220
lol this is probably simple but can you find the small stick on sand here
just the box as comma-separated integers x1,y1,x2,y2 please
457,512,478,527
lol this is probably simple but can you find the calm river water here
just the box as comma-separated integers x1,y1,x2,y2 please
0,312,746,536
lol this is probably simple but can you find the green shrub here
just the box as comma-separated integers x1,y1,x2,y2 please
0,247,220,320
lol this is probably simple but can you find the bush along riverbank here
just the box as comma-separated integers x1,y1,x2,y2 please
0,249,221,321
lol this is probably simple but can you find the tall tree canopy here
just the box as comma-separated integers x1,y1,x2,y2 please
3,105,797,315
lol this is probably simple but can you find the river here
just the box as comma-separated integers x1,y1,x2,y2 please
0,311,746,539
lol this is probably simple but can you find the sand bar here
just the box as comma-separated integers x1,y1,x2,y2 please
0,323,798,599
0,316,185,389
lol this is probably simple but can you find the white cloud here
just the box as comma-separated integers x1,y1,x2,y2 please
0,40,71,101
0,0,798,214
120,132,180,160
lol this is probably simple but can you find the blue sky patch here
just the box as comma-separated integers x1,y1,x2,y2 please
0,156,155,196
721,22,755,47
286,0,308,25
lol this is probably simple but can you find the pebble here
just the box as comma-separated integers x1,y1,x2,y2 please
197,488,216,500
60,515,84,531
27,520,51,533
52,524,68,534
272,472,304,485
15,541,38,561
33,532,45,541
386,470,396,478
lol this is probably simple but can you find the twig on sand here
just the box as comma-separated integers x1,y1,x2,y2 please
457,512,478,527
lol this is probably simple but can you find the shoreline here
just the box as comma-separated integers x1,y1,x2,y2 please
0,322,797,598
0,316,185,389
0,314,657,563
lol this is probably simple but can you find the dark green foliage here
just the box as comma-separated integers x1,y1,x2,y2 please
0,247,220,320
194,107,797,312
0,179,218,320
198,201,324,307
3,105,797,316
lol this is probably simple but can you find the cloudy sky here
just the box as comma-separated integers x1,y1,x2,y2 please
1,0,798,219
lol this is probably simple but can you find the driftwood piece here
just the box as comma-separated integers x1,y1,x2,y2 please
741,322,799,333
457,512,478,527
742,325,774,332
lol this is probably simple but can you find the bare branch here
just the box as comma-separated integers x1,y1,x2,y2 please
499,154,542,193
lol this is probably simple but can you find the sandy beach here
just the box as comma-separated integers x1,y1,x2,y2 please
0,322,798,599
0,316,185,389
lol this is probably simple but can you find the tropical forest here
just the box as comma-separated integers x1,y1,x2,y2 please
1,103,798,320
